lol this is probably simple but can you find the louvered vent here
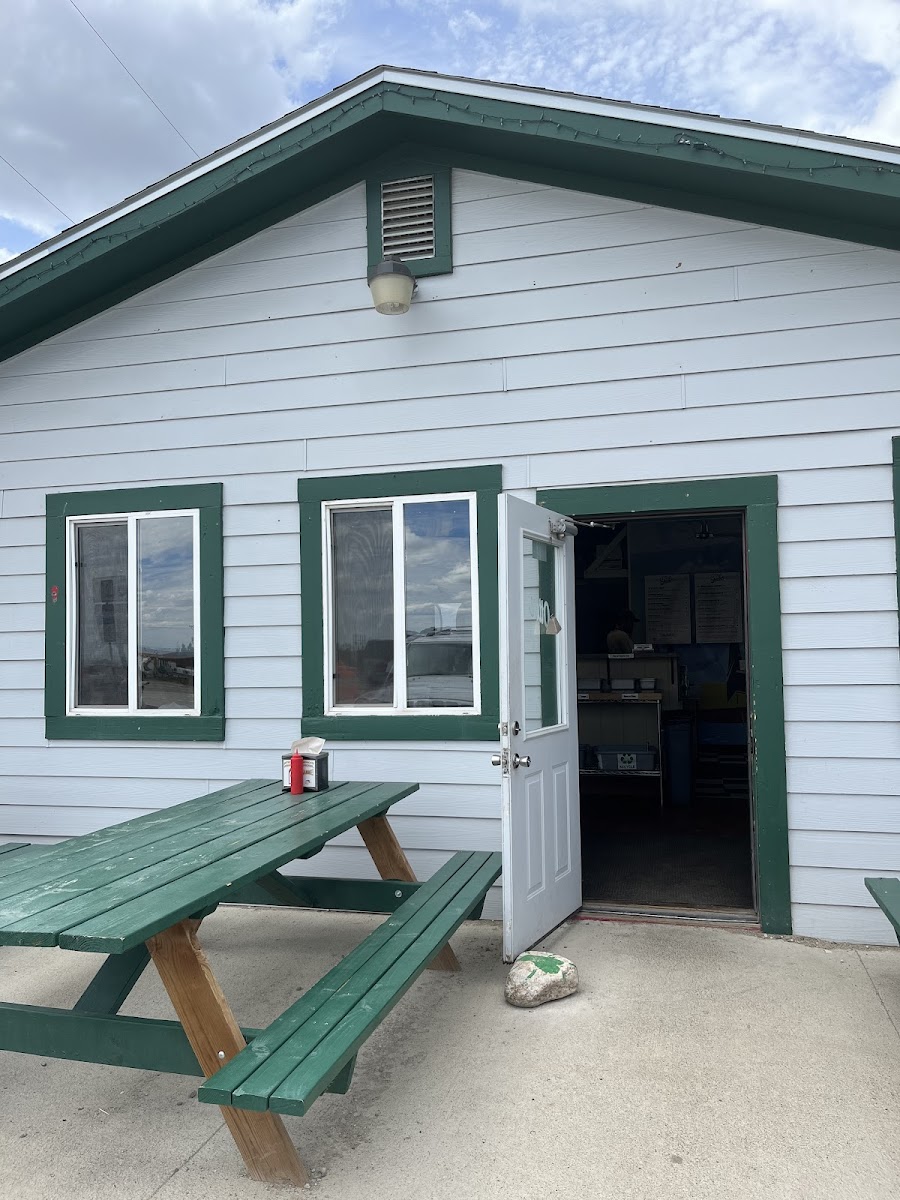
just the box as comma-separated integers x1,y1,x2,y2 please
381,175,435,260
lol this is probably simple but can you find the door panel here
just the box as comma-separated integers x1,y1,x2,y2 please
498,494,581,960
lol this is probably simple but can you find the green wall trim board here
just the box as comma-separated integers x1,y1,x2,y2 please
44,483,225,742
537,474,791,937
299,465,501,742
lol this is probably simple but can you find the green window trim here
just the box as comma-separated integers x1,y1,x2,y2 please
45,483,225,742
893,438,900,641
366,156,452,279
299,465,500,741
537,475,791,937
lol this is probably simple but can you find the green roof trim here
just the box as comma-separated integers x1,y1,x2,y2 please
4,75,900,365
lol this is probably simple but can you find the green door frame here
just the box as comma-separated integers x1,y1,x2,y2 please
536,475,791,935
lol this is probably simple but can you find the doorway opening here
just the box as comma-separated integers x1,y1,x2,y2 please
575,510,756,918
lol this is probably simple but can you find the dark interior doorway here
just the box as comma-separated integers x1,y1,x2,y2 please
575,511,756,916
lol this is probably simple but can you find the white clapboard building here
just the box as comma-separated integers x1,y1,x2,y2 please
2,66,900,954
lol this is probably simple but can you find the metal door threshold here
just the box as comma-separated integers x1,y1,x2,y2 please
577,900,759,926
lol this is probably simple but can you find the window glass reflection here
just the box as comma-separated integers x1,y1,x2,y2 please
522,536,558,731
404,500,474,708
76,523,128,706
332,508,394,705
138,516,195,710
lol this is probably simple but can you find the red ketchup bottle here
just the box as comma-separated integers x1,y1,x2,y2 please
290,750,304,795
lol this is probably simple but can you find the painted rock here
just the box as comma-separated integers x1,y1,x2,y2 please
504,952,579,1008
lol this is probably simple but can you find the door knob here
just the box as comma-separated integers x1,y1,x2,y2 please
512,754,531,769
490,753,503,767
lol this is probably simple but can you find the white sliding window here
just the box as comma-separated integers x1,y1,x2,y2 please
67,509,201,715
323,493,480,715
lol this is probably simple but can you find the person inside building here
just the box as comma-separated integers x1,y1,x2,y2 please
607,609,637,653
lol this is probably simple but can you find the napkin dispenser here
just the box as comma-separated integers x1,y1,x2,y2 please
282,736,329,792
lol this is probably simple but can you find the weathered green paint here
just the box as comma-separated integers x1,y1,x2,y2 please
0,780,275,902
538,476,791,936
73,944,151,1014
0,843,32,858
227,872,421,913
14,783,417,953
199,850,501,1113
893,438,900,645
299,465,501,741
864,877,900,945
365,153,452,277
44,484,224,742
0,1001,261,1076
5,76,900,364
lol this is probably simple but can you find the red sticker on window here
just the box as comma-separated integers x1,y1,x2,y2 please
50,586,59,603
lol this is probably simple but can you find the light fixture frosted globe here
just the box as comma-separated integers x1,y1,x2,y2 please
367,256,416,315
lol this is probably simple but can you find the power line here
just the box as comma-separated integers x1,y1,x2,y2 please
0,151,73,223
67,0,200,158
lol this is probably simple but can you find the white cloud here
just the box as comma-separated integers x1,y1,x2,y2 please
0,0,346,241
3,0,900,260
0,248,15,263
492,0,900,142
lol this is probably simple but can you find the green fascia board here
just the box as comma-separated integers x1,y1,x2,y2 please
6,79,900,363
299,465,501,741
45,482,224,742
537,475,790,937
893,438,900,645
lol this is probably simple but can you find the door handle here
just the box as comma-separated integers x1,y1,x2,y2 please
512,754,531,769
491,753,503,767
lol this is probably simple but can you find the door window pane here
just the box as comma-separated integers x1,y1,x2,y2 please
523,535,559,731
75,523,128,706
332,508,393,705
138,516,195,710
404,500,474,707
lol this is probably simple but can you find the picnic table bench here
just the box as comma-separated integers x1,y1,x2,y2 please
0,779,500,1187
864,877,900,943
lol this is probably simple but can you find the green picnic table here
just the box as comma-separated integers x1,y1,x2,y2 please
0,779,500,1187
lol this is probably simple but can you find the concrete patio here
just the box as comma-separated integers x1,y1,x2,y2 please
1,906,899,1200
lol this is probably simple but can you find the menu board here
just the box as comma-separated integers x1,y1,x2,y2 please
644,574,691,644
695,572,743,642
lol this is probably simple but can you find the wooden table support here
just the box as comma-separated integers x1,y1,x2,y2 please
147,920,309,1187
356,814,460,973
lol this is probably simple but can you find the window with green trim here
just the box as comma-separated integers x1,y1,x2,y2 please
366,160,452,279
299,467,501,741
45,484,224,741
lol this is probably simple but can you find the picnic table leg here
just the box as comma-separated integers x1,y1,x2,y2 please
356,814,461,973
146,919,309,1187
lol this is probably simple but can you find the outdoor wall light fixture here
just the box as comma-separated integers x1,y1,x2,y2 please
367,255,417,315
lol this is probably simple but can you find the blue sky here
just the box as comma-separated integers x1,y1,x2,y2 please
2,0,899,262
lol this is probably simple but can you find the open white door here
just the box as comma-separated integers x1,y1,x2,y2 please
498,494,581,961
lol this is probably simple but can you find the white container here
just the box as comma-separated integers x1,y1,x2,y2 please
639,678,656,690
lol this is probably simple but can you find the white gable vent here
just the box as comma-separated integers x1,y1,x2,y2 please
381,175,435,260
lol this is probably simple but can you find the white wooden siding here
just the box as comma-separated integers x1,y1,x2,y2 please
2,170,900,940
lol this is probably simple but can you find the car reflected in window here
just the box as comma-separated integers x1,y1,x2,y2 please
359,628,473,708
